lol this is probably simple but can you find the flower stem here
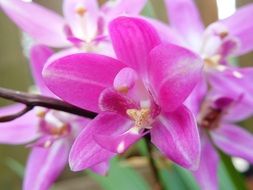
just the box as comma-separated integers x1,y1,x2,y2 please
0,87,98,121
0,105,33,122
144,135,165,190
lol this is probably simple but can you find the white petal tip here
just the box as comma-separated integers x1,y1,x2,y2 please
117,141,125,153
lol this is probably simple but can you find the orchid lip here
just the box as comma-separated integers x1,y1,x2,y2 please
41,111,71,135
199,97,235,130
199,107,222,130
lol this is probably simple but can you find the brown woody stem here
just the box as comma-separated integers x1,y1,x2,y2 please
0,87,98,121
0,105,33,122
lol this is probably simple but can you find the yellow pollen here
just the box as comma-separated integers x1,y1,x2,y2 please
219,31,229,39
36,110,46,118
126,108,150,128
75,6,87,16
204,55,221,69
116,86,129,93
50,124,69,136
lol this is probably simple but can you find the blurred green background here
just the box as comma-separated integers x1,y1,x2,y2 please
0,0,252,189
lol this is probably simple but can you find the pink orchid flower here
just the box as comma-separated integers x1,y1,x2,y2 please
193,94,253,190
0,45,108,190
151,0,253,114
0,0,146,53
157,1,253,188
43,16,203,171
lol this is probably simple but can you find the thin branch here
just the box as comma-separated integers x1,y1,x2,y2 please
0,105,33,122
144,134,165,190
0,87,98,119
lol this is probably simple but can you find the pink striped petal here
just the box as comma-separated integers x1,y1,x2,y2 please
211,123,253,163
148,43,203,112
30,45,54,95
69,112,132,171
109,16,161,75
164,0,204,50
193,133,219,190
90,161,110,176
151,105,200,170
43,53,126,112
219,3,253,55
23,139,70,190
0,104,39,144
0,0,68,47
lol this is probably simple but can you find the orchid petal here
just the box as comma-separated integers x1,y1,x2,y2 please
102,0,147,20
30,45,54,95
151,105,200,170
91,40,115,56
0,104,39,144
94,127,144,154
212,123,253,163
63,0,99,40
109,16,161,75
164,0,204,50
43,53,126,112
90,161,110,176
45,47,82,65
0,0,68,47
193,133,219,190
219,3,253,55
69,112,132,171
148,43,203,112
224,99,253,122
23,139,70,190
208,67,253,121
210,94,253,122
184,77,207,116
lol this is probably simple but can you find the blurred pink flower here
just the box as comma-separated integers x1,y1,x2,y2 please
193,94,253,190
147,1,253,189
0,0,147,53
0,45,108,190
43,17,203,171
151,0,253,114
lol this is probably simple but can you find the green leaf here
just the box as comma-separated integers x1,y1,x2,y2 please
173,165,200,190
219,151,246,190
136,139,148,156
141,0,156,18
88,158,150,190
5,157,25,178
159,165,200,190
160,168,185,190
219,161,236,190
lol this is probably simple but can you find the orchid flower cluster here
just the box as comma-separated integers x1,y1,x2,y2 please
0,0,253,190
